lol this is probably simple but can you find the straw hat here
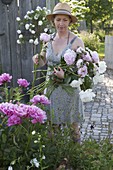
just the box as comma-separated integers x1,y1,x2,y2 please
46,2,77,23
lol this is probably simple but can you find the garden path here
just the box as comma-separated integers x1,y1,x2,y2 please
81,69,113,142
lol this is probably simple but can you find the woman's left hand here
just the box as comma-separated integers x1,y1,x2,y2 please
54,67,64,79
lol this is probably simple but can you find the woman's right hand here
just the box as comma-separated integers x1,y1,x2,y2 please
32,54,39,65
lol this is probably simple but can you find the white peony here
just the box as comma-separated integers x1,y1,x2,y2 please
93,72,104,85
98,61,107,74
79,89,96,102
70,79,83,88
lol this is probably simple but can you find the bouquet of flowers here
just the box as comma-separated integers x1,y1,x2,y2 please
34,35,107,102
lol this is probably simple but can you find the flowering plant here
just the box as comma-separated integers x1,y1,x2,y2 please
16,6,51,45
0,73,50,169
34,42,107,102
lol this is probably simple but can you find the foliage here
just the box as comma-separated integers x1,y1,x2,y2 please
80,31,100,52
0,74,50,170
84,0,113,33
16,6,52,45
60,0,88,32
94,29,105,42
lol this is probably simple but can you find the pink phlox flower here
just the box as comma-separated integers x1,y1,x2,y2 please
91,51,99,63
17,78,30,88
0,73,12,85
30,95,50,105
7,114,21,126
83,52,92,62
78,65,88,77
40,33,50,42
64,49,76,65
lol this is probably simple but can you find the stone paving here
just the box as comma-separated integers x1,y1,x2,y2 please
81,69,113,142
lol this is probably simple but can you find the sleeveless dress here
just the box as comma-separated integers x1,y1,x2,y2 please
46,35,83,125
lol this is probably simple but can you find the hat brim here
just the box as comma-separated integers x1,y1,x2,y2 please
46,12,77,23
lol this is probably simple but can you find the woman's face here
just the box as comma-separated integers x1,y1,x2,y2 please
53,14,71,32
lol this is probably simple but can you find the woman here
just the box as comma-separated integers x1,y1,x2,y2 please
33,2,84,141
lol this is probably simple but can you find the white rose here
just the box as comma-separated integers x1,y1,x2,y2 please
19,34,23,39
38,21,43,26
17,30,21,34
17,40,21,44
25,24,30,30
34,38,39,45
29,39,34,43
16,17,21,21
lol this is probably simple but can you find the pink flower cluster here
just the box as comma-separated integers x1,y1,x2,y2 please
30,95,51,105
0,73,12,85
17,78,30,88
0,102,47,126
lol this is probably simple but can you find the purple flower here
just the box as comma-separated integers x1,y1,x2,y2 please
64,49,76,65
0,73,12,85
76,59,83,68
17,78,30,88
30,95,51,105
78,65,88,77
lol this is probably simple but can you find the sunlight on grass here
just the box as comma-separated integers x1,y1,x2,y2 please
99,42,105,59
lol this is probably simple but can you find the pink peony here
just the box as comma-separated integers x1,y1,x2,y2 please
78,65,88,77
91,51,99,63
0,102,47,126
83,52,92,62
0,73,12,85
64,49,76,65
30,95,50,105
17,78,30,87
7,114,21,126
40,33,50,42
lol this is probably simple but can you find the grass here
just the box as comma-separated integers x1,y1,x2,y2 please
98,42,105,59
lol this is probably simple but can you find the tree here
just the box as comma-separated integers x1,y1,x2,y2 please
84,0,113,33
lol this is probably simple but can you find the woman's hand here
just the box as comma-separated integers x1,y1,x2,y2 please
54,67,64,79
32,54,39,65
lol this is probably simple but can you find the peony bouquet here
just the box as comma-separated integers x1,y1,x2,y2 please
34,36,107,102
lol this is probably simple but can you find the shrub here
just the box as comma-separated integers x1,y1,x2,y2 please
94,29,105,42
80,31,100,52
